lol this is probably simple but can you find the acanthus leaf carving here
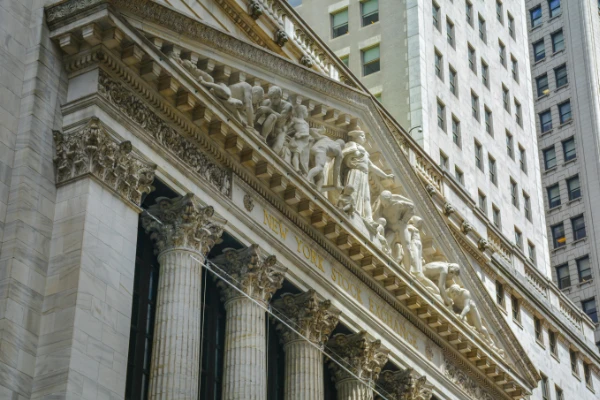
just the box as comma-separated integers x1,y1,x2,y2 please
378,369,433,400
326,331,389,382
53,118,156,206
444,358,495,400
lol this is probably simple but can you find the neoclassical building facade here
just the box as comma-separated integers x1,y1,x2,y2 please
0,0,598,399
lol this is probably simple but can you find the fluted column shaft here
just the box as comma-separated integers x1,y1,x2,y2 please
284,338,323,399
336,378,374,400
222,296,267,399
148,249,203,399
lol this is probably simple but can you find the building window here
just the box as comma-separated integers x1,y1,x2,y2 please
374,92,382,102
493,204,501,228
437,99,446,131
539,110,553,133
584,362,594,388
471,91,480,120
543,146,556,170
478,14,486,42
475,141,483,170
570,349,579,375
481,60,489,87
447,18,455,47
511,295,520,321
582,298,598,323
555,64,568,87
485,107,493,135
515,100,522,126
362,45,380,75
567,175,581,200
435,49,443,80
508,13,515,38
452,116,461,146
495,280,505,306
466,0,473,26
433,1,441,30
496,1,504,22
534,316,543,343
549,330,558,356
511,56,518,81
556,263,570,289
519,145,527,173
524,192,531,221
563,137,576,161
541,374,549,400
440,151,449,170
510,179,518,208
340,55,349,66
558,101,571,124
552,223,566,248
528,241,536,265
499,40,506,67
455,166,464,185
449,66,457,95
514,227,523,248
468,44,476,73
488,156,497,185
533,39,546,62
577,256,592,282
332,8,349,38
502,86,510,112
530,5,542,28
506,131,514,158
547,184,561,208
549,0,561,18
552,30,564,52
556,386,564,400
536,74,549,97
361,0,379,26
478,191,487,212
572,214,586,240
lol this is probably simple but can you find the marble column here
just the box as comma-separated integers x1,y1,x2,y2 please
211,245,286,400
326,332,390,400
272,290,341,400
377,369,434,400
142,194,225,400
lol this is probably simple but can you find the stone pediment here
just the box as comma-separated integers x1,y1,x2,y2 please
46,0,539,397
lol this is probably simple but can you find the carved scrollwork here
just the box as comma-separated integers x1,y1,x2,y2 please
378,369,433,400
53,118,156,206
326,331,389,382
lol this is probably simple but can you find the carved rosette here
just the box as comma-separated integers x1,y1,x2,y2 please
53,118,156,206
326,332,390,383
272,290,341,344
378,369,433,400
211,244,286,303
141,193,224,255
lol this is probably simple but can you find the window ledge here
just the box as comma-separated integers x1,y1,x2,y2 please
572,237,587,246
559,119,573,128
537,93,549,100
578,279,593,288
549,13,562,22
536,339,546,349
535,57,547,65
586,384,595,393
563,157,578,166
497,304,508,315
548,204,562,213
513,318,523,329
573,372,581,381
551,352,560,362
544,166,557,174
530,24,543,32
553,49,565,57
555,83,569,93
552,245,567,253
567,197,582,205
541,129,554,136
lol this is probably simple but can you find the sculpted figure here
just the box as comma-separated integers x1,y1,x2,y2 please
255,86,293,155
423,262,460,307
229,82,265,127
341,130,394,222
404,217,439,294
288,105,311,174
447,284,492,342
337,185,356,216
372,190,415,263
375,218,392,255
306,127,345,191
179,59,214,83
198,79,246,123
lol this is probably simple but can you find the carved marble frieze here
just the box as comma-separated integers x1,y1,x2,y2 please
98,70,232,197
443,358,495,400
53,117,156,206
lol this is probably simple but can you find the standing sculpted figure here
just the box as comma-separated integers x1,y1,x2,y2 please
404,217,439,293
341,130,394,222
372,190,415,263
447,284,492,342
423,262,460,307
288,105,311,174
255,86,293,155
306,127,345,191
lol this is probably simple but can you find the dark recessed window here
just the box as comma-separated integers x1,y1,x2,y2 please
492,204,501,228
570,350,579,375
361,0,379,26
584,362,594,388
567,175,581,200
549,0,561,18
552,30,564,52
449,66,458,95
533,40,546,61
435,49,443,80
543,146,556,170
582,298,598,323
511,295,520,321
475,141,483,170
472,92,480,120
331,9,349,38
466,1,473,25
555,64,568,87
547,184,561,208
452,116,461,145
539,110,552,133
488,156,497,185
541,374,549,400
433,1,441,30
508,13,515,38
478,14,486,42
447,18,455,47
536,74,549,97
549,330,558,356
362,45,380,75
468,45,476,72
571,215,586,240
577,256,592,282
530,5,542,28
555,263,570,289
340,55,349,66
559,101,572,123
496,280,505,306
534,316,543,343
551,222,566,248
562,137,576,161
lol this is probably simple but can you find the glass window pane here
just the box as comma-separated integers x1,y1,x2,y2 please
568,176,581,200
540,111,552,132
544,147,556,169
547,184,561,208
578,257,592,282
363,0,378,15
363,46,380,63
552,223,566,248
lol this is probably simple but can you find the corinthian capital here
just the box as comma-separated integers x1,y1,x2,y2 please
53,118,156,206
141,194,224,255
378,369,433,400
211,244,286,303
326,332,389,382
272,290,341,344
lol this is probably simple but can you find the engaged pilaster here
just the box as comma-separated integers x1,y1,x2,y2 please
142,194,224,400
326,332,390,400
377,369,434,400
211,245,286,400
272,290,341,400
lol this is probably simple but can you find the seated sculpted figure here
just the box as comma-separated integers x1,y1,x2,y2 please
447,284,492,343
229,82,264,127
255,86,293,155
306,127,345,191
423,262,460,307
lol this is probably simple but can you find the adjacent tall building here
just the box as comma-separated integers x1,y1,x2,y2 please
524,0,600,343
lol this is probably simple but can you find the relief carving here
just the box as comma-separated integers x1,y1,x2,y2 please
378,369,433,400
444,358,494,400
326,332,389,382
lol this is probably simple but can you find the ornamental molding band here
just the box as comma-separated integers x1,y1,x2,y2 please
272,290,341,344
53,117,156,206
378,369,434,400
326,331,390,382
211,244,287,303
141,193,225,255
